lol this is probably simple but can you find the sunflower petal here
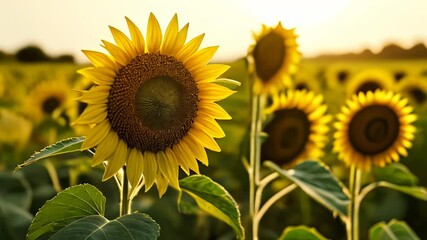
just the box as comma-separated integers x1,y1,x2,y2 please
198,101,232,120
142,151,158,191
78,67,115,86
92,131,119,166
147,13,162,53
109,26,137,58
161,14,179,55
81,50,118,72
184,46,218,71
198,83,236,101
175,141,199,174
194,116,225,138
127,148,144,188
78,86,110,104
184,136,209,165
188,128,221,152
175,33,204,62
125,17,146,54
103,140,128,181
193,64,230,83
156,172,168,197
72,104,107,125
158,148,180,190
101,40,130,66
81,119,111,150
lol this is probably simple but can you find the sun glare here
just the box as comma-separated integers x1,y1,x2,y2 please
249,0,350,27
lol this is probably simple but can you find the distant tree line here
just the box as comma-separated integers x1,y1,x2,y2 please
310,42,427,60
0,45,74,63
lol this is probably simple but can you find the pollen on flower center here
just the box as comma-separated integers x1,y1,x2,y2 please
107,53,199,153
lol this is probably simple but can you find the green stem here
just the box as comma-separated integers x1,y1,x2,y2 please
347,165,362,240
249,94,262,217
120,166,131,216
44,160,62,192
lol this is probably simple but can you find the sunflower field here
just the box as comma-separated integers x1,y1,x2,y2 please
1,14,427,240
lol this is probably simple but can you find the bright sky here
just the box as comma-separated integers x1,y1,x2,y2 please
1,0,426,63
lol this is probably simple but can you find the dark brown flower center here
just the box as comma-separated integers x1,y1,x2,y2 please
42,97,61,114
349,105,399,155
261,108,311,166
355,80,382,94
107,53,198,152
338,70,349,83
408,87,426,104
253,31,285,83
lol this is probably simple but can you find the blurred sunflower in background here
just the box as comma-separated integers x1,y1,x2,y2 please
0,108,32,149
247,22,300,95
25,79,72,123
74,13,234,196
396,75,427,108
345,68,394,97
333,90,417,171
261,90,331,168
325,64,353,90
292,71,321,94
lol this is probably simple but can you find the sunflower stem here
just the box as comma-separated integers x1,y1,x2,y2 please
347,165,362,240
120,166,131,216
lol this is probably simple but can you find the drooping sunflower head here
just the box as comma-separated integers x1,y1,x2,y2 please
346,68,394,97
25,80,72,122
247,22,301,95
261,90,331,168
333,90,417,171
396,75,427,107
74,13,234,197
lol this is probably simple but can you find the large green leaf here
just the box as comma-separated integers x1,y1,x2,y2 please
369,219,420,240
278,225,328,240
372,181,427,201
27,184,105,240
373,163,418,186
265,160,349,217
179,175,244,239
49,213,159,240
15,136,86,171
0,172,32,210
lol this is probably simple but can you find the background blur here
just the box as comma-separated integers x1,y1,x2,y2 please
1,1,427,240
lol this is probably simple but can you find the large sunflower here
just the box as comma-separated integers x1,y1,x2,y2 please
345,68,394,97
74,14,234,196
247,22,300,95
333,90,417,171
26,80,72,122
261,90,331,168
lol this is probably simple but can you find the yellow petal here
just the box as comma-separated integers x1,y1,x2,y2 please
77,67,115,86
156,172,168,197
158,148,180,190
198,83,236,101
78,86,110,104
73,104,107,125
192,64,230,83
184,46,218,71
127,148,144,188
174,141,199,174
188,128,221,152
125,17,146,54
161,14,179,55
81,50,118,72
194,116,225,138
147,13,162,53
175,33,204,62
171,144,190,175
184,136,209,165
92,131,119,166
142,151,158,191
109,26,137,58
81,119,111,150
198,101,232,120
103,140,128,181
101,40,130,66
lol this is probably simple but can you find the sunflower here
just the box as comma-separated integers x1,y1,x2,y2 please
73,14,234,196
247,22,300,95
345,68,394,97
324,64,353,90
261,90,331,168
333,90,417,171
396,75,427,107
25,79,72,122
292,71,321,94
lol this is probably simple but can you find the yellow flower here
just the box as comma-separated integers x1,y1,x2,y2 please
25,79,72,122
324,64,353,89
74,14,234,196
333,90,417,171
261,90,331,168
292,71,321,94
346,68,394,97
0,108,33,148
247,22,300,95
396,75,427,107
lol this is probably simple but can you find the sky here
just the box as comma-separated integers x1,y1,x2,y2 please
1,0,426,63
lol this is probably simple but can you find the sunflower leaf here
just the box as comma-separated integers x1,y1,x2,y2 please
179,175,245,240
372,163,418,186
278,225,328,240
15,136,86,171
49,214,159,240
372,181,427,201
265,160,349,217
27,184,105,240
369,219,420,240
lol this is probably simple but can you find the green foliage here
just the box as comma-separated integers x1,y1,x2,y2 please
49,214,159,240
371,182,427,201
373,163,418,186
369,219,420,240
26,184,159,239
265,160,349,217
0,172,33,240
15,137,86,171
179,175,245,239
278,225,328,240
